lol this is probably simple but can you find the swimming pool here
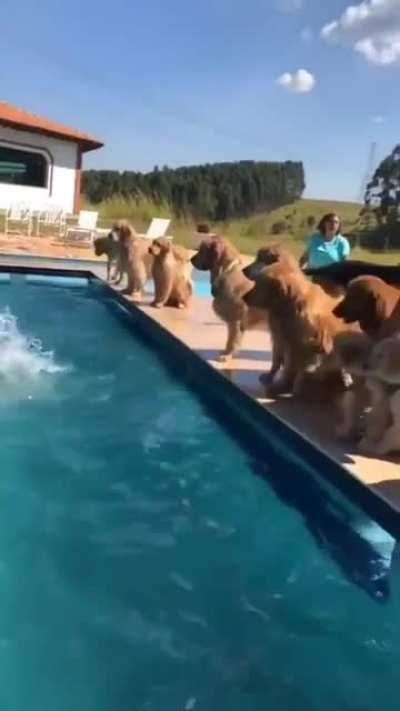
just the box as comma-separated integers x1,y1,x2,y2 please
0,272,399,711
0,254,212,298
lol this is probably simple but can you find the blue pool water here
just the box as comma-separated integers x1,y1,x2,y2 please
0,277,399,711
146,269,211,298
0,255,212,297
192,269,211,297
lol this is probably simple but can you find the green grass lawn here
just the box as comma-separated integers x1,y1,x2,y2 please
86,194,400,265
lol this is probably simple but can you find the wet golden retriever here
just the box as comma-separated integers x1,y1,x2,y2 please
191,236,268,362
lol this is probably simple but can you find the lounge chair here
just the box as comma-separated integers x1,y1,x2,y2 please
64,210,98,245
5,203,32,237
138,217,172,241
36,205,66,237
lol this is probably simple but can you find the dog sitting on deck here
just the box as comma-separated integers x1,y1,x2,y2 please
149,238,193,309
109,221,153,300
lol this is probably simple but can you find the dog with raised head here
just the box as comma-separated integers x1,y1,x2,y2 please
93,232,120,282
149,238,192,309
243,243,299,281
243,258,356,396
191,236,267,361
333,276,400,338
111,221,153,299
243,244,303,383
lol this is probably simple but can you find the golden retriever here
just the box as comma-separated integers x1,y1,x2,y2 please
358,337,400,456
243,244,308,384
243,243,299,280
327,332,377,441
333,276,400,338
110,221,153,299
93,232,120,282
191,236,267,362
149,238,192,309
243,258,357,396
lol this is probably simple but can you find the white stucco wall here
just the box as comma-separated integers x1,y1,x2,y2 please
0,126,78,213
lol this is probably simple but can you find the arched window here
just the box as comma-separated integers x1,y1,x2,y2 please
0,145,48,188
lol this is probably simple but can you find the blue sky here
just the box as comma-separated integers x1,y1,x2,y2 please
1,0,399,201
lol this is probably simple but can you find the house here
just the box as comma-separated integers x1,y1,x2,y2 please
0,101,103,214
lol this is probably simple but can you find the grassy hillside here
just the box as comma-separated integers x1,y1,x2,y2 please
85,194,400,264
211,198,362,256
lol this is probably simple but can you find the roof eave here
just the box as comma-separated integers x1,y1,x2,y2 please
0,118,104,153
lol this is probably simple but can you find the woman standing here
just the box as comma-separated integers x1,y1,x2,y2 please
299,213,350,269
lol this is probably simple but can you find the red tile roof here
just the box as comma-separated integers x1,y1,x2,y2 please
0,101,103,152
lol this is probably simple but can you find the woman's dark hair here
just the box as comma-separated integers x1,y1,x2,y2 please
318,213,341,236
196,223,211,234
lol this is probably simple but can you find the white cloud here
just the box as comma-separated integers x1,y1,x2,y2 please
276,69,316,93
371,115,385,124
322,0,400,66
276,0,304,13
300,26,313,42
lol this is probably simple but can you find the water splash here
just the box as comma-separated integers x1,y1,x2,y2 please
0,308,67,385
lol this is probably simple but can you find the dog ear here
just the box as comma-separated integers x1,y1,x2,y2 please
372,290,391,321
118,220,135,243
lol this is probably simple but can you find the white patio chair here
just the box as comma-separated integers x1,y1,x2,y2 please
5,203,33,237
64,210,98,245
138,217,172,240
36,205,66,237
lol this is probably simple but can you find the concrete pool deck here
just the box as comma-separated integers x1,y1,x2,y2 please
1,250,400,518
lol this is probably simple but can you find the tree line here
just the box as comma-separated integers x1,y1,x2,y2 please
360,145,400,249
82,160,305,221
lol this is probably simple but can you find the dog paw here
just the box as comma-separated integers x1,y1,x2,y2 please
218,352,233,363
152,302,164,309
264,383,285,398
259,371,274,386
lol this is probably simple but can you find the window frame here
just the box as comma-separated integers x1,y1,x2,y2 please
0,139,53,193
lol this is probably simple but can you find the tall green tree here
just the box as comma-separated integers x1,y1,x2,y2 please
365,145,400,216
82,160,305,220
